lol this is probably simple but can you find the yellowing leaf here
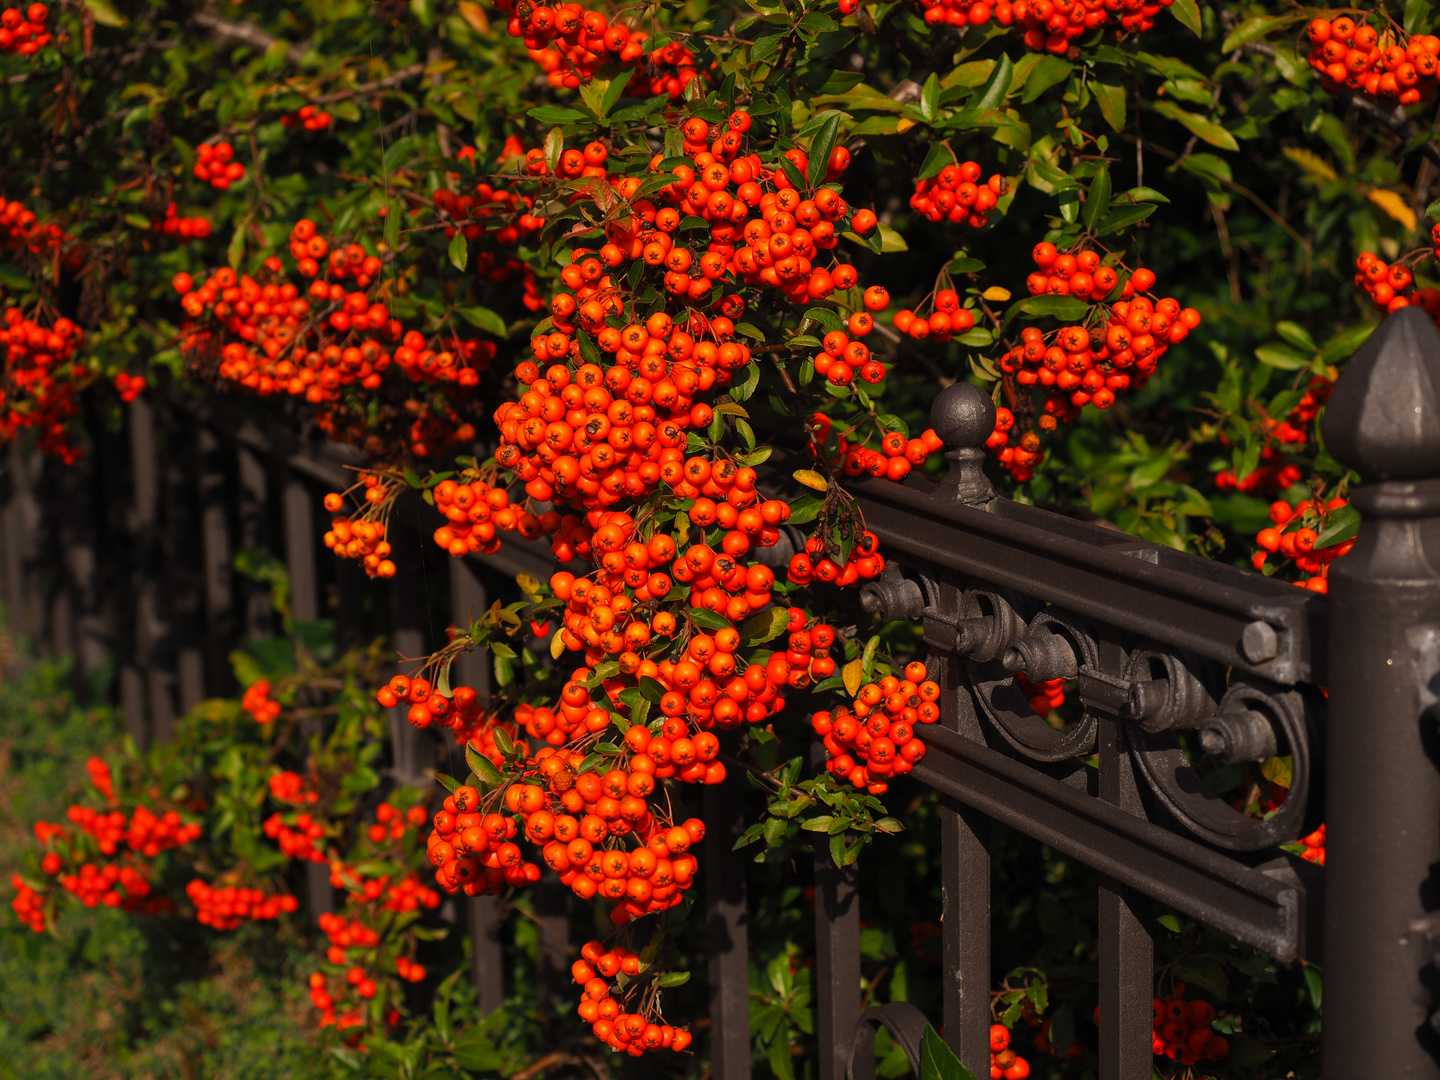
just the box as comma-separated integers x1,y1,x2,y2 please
1261,755,1293,789
793,469,829,491
516,572,541,596
550,631,567,660
1281,147,1336,184
982,286,1012,302
1368,188,1417,233
842,658,865,697
456,1,491,32
896,118,917,134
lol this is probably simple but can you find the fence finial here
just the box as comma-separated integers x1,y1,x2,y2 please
1321,306,1440,481
931,382,997,507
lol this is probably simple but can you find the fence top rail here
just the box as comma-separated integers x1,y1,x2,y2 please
841,385,1326,686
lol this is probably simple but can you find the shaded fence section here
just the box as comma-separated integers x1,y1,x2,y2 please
4,308,1440,1078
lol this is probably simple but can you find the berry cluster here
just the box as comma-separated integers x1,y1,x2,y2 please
1016,672,1066,719
310,915,382,1030
268,769,319,803
175,222,491,460
989,1024,1031,1079
86,756,116,801
0,3,50,56
1354,246,1440,321
241,678,282,723
322,473,401,578
1306,18,1440,106
496,0,702,97
893,288,978,344
157,202,213,242
813,664,938,795
367,801,430,844
1152,987,1229,1066
808,411,945,483
113,371,147,402
1215,376,1330,495
572,941,694,1056
1252,496,1352,593
281,104,334,131
193,141,246,190
909,163,1007,228
430,477,536,558
64,802,201,856
1294,823,1325,866
187,878,300,929
990,248,1199,480
9,877,44,930
0,307,87,462
904,0,1174,53
786,529,889,587
262,810,329,861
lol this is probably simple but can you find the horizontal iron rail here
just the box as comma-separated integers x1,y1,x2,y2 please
847,472,1326,686
912,724,1312,961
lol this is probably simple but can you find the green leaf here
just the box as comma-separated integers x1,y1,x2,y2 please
1169,0,1201,35
599,69,633,117
689,607,732,631
1092,81,1127,132
1155,914,1184,933
1152,102,1238,151
454,305,507,337
1221,13,1295,52
919,1026,980,1080
84,0,126,26
1274,321,1317,353
786,492,825,524
1255,343,1310,371
465,745,503,785
1315,504,1361,548
741,606,790,645
806,111,843,188
874,223,908,252
528,106,588,125
1318,323,1374,366
448,231,468,272
1082,167,1111,233
655,971,691,987
1019,56,1072,103
916,141,953,182
750,32,784,65
1095,203,1157,236
920,72,939,124
1006,294,1090,325
973,53,1014,110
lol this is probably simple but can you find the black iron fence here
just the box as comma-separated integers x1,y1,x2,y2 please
4,307,1440,1078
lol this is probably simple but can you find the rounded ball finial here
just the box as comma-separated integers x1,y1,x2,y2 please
931,382,996,451
1321,306,1440,481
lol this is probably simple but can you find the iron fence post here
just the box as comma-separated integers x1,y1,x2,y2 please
449,555,506,1013
1321,307,1440,1079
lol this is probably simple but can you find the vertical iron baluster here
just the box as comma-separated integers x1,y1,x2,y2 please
533,875,572,1011
1320,308,1440,1078
449,554,505,1013
236,445,273,639
938,648,991,1076
1096,696,1152,1080
927,383,1000,1077
127,398,162,746
813,737,861,1080
283,469,333,920
704,737,751,1080
387,520,432,787
197,427,236,696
